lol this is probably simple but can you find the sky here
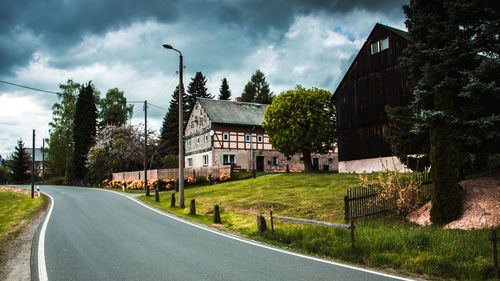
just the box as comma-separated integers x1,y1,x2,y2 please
0,0,409,158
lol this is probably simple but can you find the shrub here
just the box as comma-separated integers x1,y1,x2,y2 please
359,165,428,216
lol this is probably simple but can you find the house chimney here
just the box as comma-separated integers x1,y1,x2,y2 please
235,97,242,102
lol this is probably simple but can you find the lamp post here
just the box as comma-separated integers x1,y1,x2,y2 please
163,43,185,208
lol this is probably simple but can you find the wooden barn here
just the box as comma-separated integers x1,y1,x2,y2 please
333,23,411,173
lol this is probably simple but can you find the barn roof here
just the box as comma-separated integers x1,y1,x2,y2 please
198,98,268,127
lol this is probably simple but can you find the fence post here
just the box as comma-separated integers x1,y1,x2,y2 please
190,199,196,215
270,211,274,232
170,193,176,207
214,205,221,223
344,195,349,224
491,228,499,279
257,215,267,233
350,219,355,249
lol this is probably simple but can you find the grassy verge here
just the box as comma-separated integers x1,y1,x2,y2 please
138,173,496,280
0,186,48,268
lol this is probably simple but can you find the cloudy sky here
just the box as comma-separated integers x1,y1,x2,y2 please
0,0,408,158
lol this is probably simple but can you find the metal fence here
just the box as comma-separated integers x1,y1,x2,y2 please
344,173,432,223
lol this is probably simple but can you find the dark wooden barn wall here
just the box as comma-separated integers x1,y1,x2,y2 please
336,25,410,162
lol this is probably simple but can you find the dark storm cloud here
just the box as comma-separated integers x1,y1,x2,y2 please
0,0,407,75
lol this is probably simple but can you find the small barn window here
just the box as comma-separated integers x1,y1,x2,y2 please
371,41,379,54
187,158,193,167
196,137,200,144
223,133,229,141
245,134,251,142
203,155,209,165
381,38,389,50
273,156,279,165
257,135,263,143
204,134,208,142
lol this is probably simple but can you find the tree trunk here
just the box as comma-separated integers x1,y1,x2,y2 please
302,151,313,172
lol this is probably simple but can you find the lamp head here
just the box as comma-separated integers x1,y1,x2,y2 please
163,44,173,49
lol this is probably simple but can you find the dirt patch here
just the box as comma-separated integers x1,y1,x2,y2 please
407,175,500,230
0,186,31,196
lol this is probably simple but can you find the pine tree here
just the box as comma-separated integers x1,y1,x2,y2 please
159,86,188,156
186,72,213,118
240,70,273,104
401,0,500,224
9,139,31,184
218,78,231,100
72,82,98,182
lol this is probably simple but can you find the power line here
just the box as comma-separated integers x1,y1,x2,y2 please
0,80,58,95
128,100,167,110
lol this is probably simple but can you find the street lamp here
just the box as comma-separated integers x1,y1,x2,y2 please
163,43,185,208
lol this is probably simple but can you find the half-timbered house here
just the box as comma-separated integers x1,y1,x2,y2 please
184,98,338,171
334,23,411,173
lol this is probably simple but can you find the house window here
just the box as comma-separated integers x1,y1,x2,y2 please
205,134,208,142
196,137,200,144
203,155,209,166
329,158,333,163
187,158,193,167
381,38,389,50
273,156,279,165
223,133,229,141
287,156,292,161
257,135,263,143
246,134,251,142
371,41,379,54
222,154,235,165
187,139,191,148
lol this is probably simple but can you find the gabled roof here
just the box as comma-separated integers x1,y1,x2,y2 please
198,98,268,127
333,23,410,99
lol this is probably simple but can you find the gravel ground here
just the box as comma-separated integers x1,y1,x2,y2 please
0,203,46,281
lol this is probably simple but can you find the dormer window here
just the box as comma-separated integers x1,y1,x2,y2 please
371,37,389,55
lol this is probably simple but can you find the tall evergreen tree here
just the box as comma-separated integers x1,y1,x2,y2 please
400,0,500,224
99,88,133,127
159,86,188,156
218,78,231,100
72,82,98,182
9,139,31,184
186,72,213,118
240,69,273,104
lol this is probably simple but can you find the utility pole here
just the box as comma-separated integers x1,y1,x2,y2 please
42,138,45,184
31,129,35,199
144,100,149,196
163,43,185,208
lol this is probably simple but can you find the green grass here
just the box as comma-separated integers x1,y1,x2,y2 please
0,187,48,267
138,173,497,280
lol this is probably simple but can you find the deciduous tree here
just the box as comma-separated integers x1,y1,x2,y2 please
99,88,133,127
263,87,336,171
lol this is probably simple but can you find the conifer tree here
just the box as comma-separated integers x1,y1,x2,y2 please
9,139,31,184
186,72,213,118
401,0,500,224
72,82,98,182
218,78,231,100
159,86,188,156
240,70,273,104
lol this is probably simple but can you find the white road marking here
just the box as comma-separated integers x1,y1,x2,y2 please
101,189,415,281
38,192,54,281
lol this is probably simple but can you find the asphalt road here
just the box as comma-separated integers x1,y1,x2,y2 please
25,185,412,281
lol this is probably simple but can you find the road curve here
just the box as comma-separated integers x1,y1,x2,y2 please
27,185,412,281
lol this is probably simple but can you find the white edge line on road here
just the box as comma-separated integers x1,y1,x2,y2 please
100,189,414,281
38,192,54,281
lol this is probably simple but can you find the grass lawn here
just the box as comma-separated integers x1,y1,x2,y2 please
139,172,496,280
0,186,48,268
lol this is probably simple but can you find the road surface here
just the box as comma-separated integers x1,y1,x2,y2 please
24,185,413,281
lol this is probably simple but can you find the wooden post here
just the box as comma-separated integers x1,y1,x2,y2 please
286,164,289,173
491,228,499,279
170,193,176,207
270,211,274,232
190,199,196,215
257,215,267,233
350,219,355,249
214,205,221,223
344,195,349,224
